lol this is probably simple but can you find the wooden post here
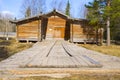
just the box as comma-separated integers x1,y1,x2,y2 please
72,23,74,43
70,23,72,42
70,22,74,43
16,24,19,42
41,18,43,41
26,39,29,43
38,19,41,42
5,20,9,40
100,28,104,45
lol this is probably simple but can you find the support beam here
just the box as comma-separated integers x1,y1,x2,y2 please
70,22,74,43
16,24,19,42
72,23,74,43
40,17,45,41
38,19,41,42
65,21,70,40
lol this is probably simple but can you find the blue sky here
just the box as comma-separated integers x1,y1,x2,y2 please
0,0,93,19
0,0,23,18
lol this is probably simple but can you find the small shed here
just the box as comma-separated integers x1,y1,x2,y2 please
11,10,102,43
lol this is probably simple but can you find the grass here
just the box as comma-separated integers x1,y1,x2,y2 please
2,74,120,80
0,38,33,61
78,44,120,57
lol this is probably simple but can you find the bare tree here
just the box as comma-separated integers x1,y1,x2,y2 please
52,0,68,13
25,6,31,17
20,0,45,18
20,0,31,17
0,12,15,40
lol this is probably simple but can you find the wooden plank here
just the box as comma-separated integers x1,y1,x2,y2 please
40,57,49,68
18,28,38,31
63,57,76,68
78,55,97,68
46,57,58,68
57,56,65,68
20,21,39,26
26,57,44,68
82,55,102,68
73,56,89,67
70,57,82,68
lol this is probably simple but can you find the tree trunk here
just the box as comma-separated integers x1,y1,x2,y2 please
96,28,99,45
5,20,9,40
106,17,110,46
106,0,111,46
100,28,104,45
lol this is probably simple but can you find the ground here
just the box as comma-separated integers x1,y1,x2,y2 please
1,73,120,80
0,38,33,61
0,40,120,80
79,44,120,57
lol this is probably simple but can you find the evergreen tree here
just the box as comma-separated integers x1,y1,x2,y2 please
85,0,103,45
65,0,70,16
86,0,114,46
110,0,120,41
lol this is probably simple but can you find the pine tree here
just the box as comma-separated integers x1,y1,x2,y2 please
65,0,70,16
110,0,120,41
85,0,103,45
86,0,117,46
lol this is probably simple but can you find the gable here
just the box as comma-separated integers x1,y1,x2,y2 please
48,16,66,27
43,10,69,20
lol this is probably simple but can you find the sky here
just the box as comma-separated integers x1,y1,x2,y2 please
0,0,93,19
0,0,23,18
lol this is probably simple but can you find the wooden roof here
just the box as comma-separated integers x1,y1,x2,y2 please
10,10,88,25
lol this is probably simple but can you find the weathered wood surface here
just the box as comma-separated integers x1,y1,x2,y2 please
0,40,120,69
46,16,66,39
0,40,100,68
17,20,39,41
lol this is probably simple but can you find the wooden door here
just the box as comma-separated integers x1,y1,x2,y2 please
54,27,64,38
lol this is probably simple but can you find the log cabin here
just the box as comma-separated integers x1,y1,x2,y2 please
11,10,102,43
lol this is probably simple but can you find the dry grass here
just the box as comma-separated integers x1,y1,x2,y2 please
0,38,33,61
4,74,120,80
78,44,120,57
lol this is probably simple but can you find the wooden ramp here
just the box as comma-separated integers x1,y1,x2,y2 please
23,40,102,68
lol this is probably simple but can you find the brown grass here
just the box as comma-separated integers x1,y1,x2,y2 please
3,74,120,80
78,44,120,57
0,38,33,61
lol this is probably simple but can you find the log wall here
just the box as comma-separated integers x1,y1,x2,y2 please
71,23,96,42
17,20,40,41
46,16,66,39
16,16,99,43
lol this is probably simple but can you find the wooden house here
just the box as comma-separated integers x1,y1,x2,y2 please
11,10,102,43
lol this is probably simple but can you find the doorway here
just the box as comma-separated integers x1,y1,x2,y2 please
54,27,65,38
